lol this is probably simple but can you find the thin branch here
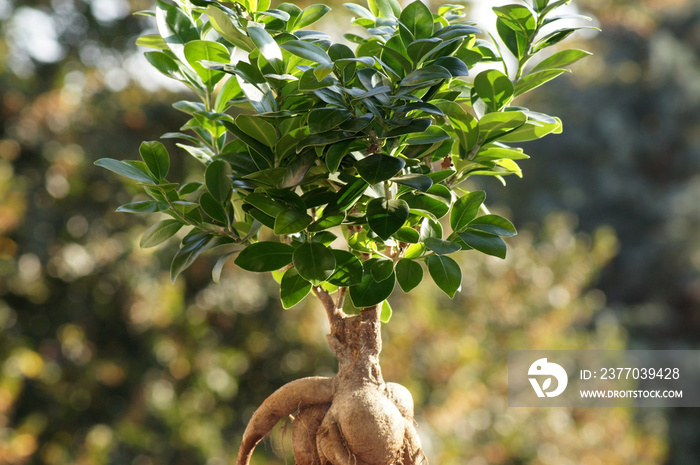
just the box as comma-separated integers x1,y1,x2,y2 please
312,286,346,328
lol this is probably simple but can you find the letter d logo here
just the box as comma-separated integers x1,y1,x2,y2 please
528,358,568,397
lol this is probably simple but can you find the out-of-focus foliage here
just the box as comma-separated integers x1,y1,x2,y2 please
0,0,697,464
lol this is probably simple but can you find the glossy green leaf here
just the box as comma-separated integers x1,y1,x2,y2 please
206,5,255,52
533,27,596,53
355,154,405,185
349,259,396,308
515,69,569,96
200,191,228,223
293,4,331,29
380,300,392,323
184,40,230,86
399,0,434,46
235,241,294,272
308,108,352,134
139,141,170,181
390,174,433,192
531,49,592,72
427,254,461,297
274,208,313,235
136,34,168,49
468,214,517,237
499,111,562,142
95,158,156,184
493,4,536,38
424,237,461,254
497,17,528,60
244,193,285,217
205,159,232,202
368,0,399,18
140,220,182,248
327,250,363,286
478,111,527,144
212,250,239,284
367,198,410,240
293,242,336,284
280,267,312,309
433,56,469,77
474,69,514,112
170,233,214,282
371,257,394,282
247,26,284,74
394,226,420,243
450,190,486,232
404,126,451,145
406,38,441,63
395,258,423,292
116,200,167,213
144,51,187,81
235,115,278,148
458,230,507,258
155,0,199,64
400,65,452,87
403,193,449,219
432,24,479,40
280,40,331,64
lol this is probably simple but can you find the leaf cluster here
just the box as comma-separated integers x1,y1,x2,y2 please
96,0,593,314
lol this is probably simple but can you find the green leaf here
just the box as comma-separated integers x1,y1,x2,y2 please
380,300,393,323
308,108,352,134
293,4,331,29
170,233,214,282
497,17,528,60
206,5,255,52
280,267,312,309
368,0,400,18
367,198,410,240
424,237,461,254
95,158,156,184
395,258,423,292
116,200,167,213
394,226,420,243
136,34,168,49
458,230,507,258
244,193,285,217
498,111,562,142
293,242,336,284
205,159,233,202
144,51,187,81
493,4,536,38
514,69,569,97
404,126,451,145
355,154,406,185
474,69,514,112
450,190,486,232
427,254,461,298
212,250,239,284
235,115,278,148
468,214,517,237
200,191,228,223
349,259,396,308
390,174,433,192
399,65,452,87
399,0,434,46
403,193,449,219
235,242,294,272
478,111,527,144
433,56,469,77
140,220,183,248
326,171,363,200
274,208,313,235
139,141,170,181
327,250,363,286
531,48,592,72
247,26,284,74
155,0,199,64
533,27,596,53
432,24,479,40
184,40,231,86
371,257,394,282
280,40,331,64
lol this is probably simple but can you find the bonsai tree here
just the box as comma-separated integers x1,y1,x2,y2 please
97,0,594,463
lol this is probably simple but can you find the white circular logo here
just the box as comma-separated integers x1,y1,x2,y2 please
528,358,568,397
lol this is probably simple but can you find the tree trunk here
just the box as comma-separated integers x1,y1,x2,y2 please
236,288,427,465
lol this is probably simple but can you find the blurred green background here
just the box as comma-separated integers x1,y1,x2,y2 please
0,0,698,463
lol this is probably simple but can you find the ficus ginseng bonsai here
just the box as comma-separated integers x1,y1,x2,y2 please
96,0,593,462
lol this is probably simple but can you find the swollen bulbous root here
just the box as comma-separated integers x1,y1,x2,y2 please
237,378,427,465
237,302,427,465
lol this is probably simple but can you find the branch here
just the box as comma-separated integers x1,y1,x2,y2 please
312,286,346,328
